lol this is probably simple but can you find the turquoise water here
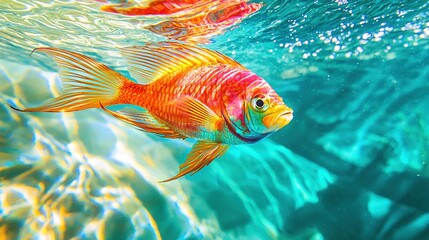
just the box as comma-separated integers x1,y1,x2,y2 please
1,0,429,239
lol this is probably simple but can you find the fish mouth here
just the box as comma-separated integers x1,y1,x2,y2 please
262,106,293,130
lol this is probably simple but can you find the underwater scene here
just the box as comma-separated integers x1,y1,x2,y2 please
1,0,429,239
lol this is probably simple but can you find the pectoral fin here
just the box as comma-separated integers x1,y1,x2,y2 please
161,141,229,182
100,103,183,139
170,96,223,132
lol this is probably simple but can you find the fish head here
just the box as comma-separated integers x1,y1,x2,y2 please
243,78,293,136
222,74,293,142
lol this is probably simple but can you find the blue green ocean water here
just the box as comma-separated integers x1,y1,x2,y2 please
1,0,429,239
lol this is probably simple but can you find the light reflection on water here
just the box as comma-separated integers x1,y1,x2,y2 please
1,0,429,239
98,0,262,43
0,61,196,239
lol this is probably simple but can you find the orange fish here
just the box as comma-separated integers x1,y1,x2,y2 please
11,42,293,182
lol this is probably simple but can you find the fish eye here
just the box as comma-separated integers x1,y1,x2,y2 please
251,95,269,112
256,99,264,108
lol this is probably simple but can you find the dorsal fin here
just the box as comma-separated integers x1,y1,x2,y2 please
120,42,245,84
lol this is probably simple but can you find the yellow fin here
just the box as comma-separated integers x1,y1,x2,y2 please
161,141,229,182
100,103,183,139
12,48,128,112
120,42,245,84
171,96,223,131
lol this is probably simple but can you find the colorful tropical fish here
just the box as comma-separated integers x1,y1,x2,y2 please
11,42,293,182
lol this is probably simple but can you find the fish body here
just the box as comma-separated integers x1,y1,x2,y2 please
12,42,293,181
123,64,272,145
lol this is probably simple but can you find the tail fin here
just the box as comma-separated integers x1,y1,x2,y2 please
13,48,129,112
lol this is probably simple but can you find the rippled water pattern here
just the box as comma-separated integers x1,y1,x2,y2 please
1,0,429,239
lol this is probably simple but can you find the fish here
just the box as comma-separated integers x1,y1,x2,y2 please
10,42,293,182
